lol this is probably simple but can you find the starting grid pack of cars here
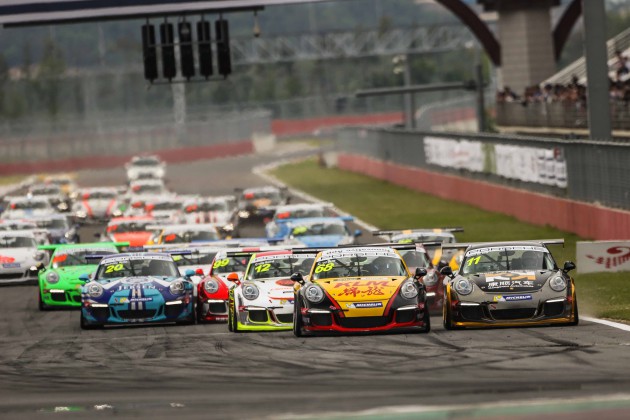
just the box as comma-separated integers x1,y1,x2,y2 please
0,155,579,334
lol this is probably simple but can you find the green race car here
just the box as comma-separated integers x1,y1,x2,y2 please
36,242,127,310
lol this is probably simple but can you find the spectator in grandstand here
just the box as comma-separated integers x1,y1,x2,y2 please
614,50,629,81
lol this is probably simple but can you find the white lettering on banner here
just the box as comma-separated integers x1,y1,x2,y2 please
424,137,484,172
577,241,630,274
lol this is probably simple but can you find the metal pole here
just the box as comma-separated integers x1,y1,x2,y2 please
582,0,611,140
476,63,485,132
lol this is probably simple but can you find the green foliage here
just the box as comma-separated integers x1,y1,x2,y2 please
271,158,628,321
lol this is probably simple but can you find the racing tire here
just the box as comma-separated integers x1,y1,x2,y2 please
421,307,431,333
177,305,196,325
443,300,459,330
38,291,48,311
229,298,240,333
293,296,303,337
568,298,580,326
227,299,234,332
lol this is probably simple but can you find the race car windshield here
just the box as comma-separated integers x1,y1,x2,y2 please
201,202,228,212
133,158,160,166
132,185,164,195
108,222,151,233
0,236,37,248
36,219,69,229
212,255,251,274
275,209,324,220
291,223,346,237
12,201,50,210
398,250,431,268
247,255,315,280
460,248,555,274
31,187,60,195
53,250,117,268
89,191,116,199
396,235,455,243
244,191,281,203
50,179,71,186
312,255,407,280
96,258,179,280
163,231,221,243
172,252,217,267
153,202,182,211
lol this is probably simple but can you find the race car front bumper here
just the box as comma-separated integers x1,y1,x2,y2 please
301,303,428,333
0,265,38,285
235,304,293,331
41,287,82,307
199,298,228,322
81,297,194,326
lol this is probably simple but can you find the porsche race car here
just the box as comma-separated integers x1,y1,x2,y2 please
291,245,430,336
0,231,48,284
276,217,362,247
80,252,195,329
125,155,166,181
441,239,579,329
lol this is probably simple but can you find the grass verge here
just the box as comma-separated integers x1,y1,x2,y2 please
0,175,25,186
271,158,630,322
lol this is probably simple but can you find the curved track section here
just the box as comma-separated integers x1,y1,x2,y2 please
2,146,630,419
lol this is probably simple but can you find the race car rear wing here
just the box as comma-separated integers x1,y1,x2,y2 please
373,227,464,237
38,241,130,251
441,238,565,250
291,243,423,255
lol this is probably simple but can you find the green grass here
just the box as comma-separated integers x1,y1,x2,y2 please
271,158,630,322
0,175,25,186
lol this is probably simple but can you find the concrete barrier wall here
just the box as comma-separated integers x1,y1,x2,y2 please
338,153,630,240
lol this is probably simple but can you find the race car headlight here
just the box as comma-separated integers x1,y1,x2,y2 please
204,279,219,294
238,210,250,219
549,276,567,292
422,271,438,286
75,210,87,219
87,282,103,298
304,285,325,303
400,282,419,299
169,280,186,295
453,278,473,295
34,251,46,261
46,271,60,284
242,283,259,300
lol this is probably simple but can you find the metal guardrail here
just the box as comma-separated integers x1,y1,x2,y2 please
335,126,630,210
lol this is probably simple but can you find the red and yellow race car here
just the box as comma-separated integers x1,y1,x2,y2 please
291,245,430,336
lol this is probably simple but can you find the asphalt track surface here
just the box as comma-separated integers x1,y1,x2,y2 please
2,144,630,419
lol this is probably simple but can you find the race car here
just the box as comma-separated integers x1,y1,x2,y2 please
32,215,79,244
233,186,290,228
125,180,170,206
28,183,69,212
274,217,361,247
264,203,333,238
148,223,225,245
0,231,48,285
35,242,123,310
1,197,56,220
196,248,256,322
72,187,122,223
80,252,195,329
291,246,430,336
227,249,316,332
144,196,185,223
374,228,464,269
125,155,166,181
182,196,237,232
103,216,155,247
44,174,78,198
441,239,579,329
0,219,50,245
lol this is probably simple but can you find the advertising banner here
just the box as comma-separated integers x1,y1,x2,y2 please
576,241,630,274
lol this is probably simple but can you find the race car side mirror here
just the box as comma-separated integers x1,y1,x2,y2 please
563,261,576,273
30,262,45,272
290,272,305,285
79,273,90,282
184,269,196,278
227,272,241,286
440,266,454,278
414,267,427,279
354,229,362,237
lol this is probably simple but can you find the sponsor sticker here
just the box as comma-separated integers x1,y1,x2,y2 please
486,280,535,289
2,263,21,268
493,294,532,302
466,246,547,257
115,297,153,303
346,302,383,309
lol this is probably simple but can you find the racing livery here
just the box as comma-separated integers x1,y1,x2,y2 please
0,231,48,284
36,242,123,309
104,217,155,247
125,155,166,181
292,246,430,336
264,203,332,238
441,240,579,329
228,250,316,332
73,188,122,223
80,253,195,329
277,217,361,247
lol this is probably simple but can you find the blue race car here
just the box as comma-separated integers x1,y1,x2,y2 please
80,252,196,329
274,217,362,247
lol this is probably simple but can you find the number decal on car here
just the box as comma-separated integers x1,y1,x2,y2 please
254,263,271,273
314,262,334,273
105,263,124,273
467,256,481,266
213,259,230,269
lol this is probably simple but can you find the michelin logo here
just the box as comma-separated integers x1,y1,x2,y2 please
493,294,532,302
346,302,383,309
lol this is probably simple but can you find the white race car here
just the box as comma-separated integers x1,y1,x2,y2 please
264,203,332,238
183,196,237,232
125,155,166,181
72,187,122,223
1,197,56,220
0,231,48,284
28,184,69,212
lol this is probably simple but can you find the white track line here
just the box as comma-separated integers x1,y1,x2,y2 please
254,160,630,334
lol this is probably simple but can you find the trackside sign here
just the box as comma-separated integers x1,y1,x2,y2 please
576,241,630,274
